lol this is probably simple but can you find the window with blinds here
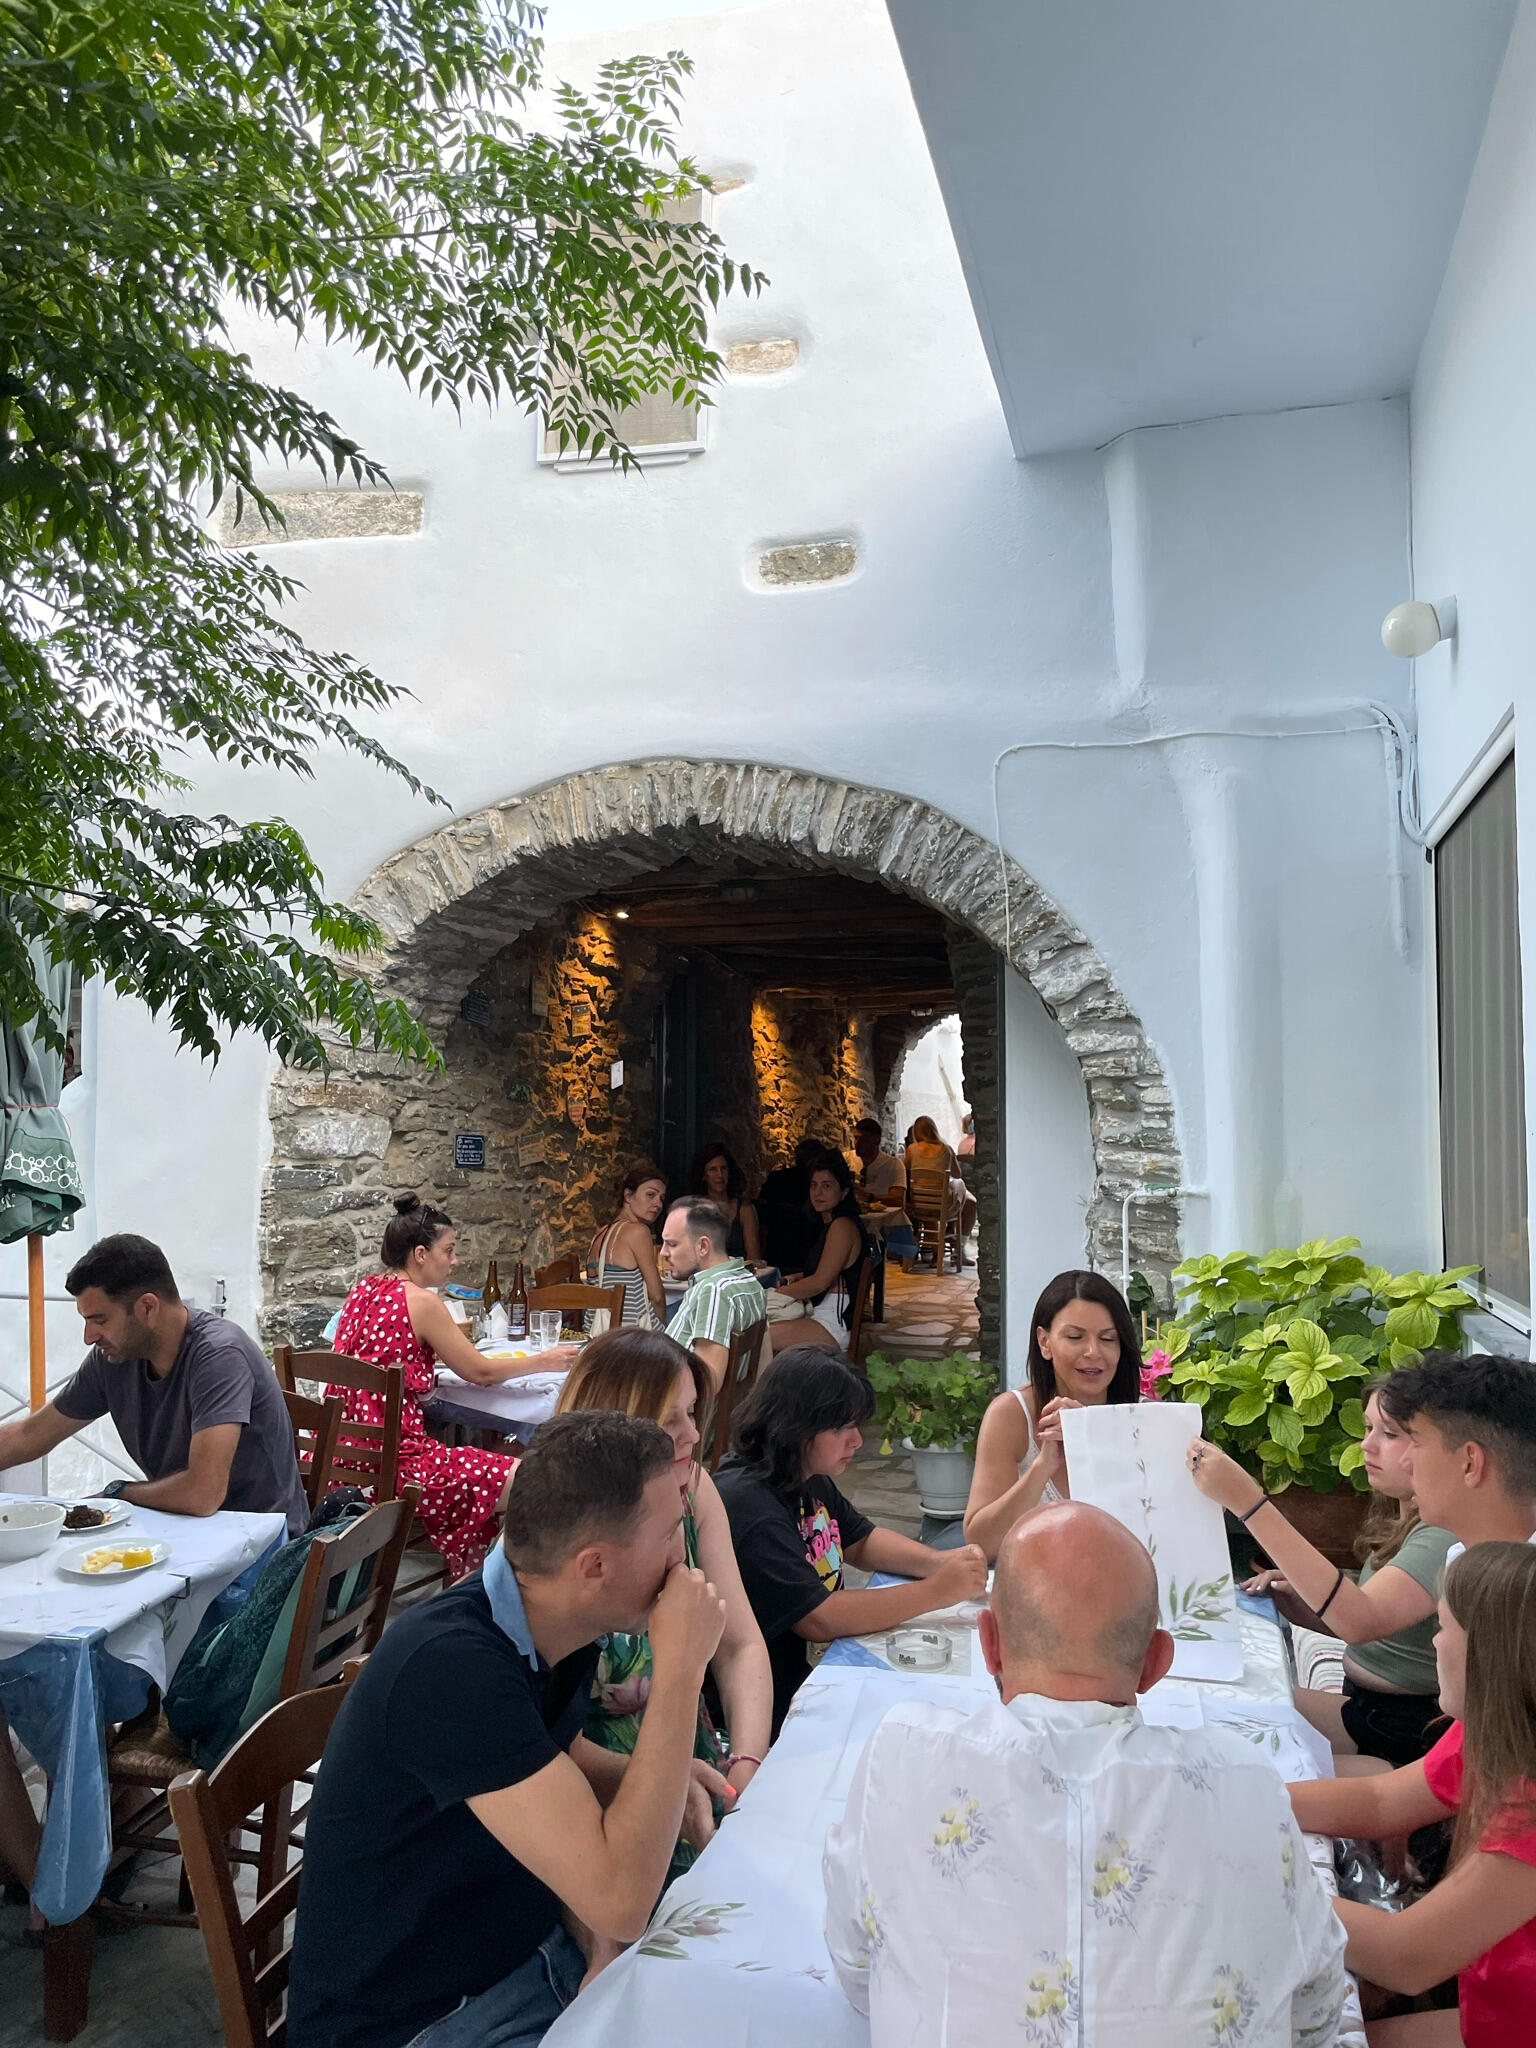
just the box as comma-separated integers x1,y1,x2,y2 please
1436,753,1529,1316
539,191,707,467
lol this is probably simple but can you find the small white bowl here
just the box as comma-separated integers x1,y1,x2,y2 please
0,1498,68,1563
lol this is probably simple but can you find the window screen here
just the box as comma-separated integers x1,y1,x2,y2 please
1436,753,1529,1313
541,192,705,460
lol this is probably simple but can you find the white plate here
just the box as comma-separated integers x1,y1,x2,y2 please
61,1499,132,1531
57,1539,170,1580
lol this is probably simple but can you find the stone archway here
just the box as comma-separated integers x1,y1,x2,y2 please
263,761,1180,1342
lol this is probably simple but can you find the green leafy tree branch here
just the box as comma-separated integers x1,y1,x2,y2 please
1,0,762,1065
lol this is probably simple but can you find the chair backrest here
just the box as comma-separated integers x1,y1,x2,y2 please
701,1315,767,1472
272,1348,403,1501
905,1166,953,1230
533,1255,581,1288
279,1490,419,1698
528,1282,625,1330
169,1666,363,2048
844,1256,877,1364
282,1389,343,1514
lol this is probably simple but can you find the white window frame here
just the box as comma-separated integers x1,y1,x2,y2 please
536,190,713,473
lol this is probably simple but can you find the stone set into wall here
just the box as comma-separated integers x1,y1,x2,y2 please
263,761,1183,1347
752,996,875,1161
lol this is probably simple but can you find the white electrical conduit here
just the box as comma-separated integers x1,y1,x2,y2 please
989,703,1423,965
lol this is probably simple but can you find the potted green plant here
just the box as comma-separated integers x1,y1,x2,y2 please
1148,1238,1477,1559
865,1350,997,1518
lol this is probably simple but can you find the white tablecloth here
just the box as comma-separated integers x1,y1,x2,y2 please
0,1499,285,1689
429,1364,569,1431
547,1631,1364,2048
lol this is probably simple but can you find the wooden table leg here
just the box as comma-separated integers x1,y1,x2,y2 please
43,1912,95,2041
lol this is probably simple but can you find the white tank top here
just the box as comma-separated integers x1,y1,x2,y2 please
1012,1386,1064,1504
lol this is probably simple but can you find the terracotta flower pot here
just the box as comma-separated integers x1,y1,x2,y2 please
1269,1484,1370,1568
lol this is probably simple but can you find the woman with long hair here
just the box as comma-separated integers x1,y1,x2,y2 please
963,1269,1141,1559
1289,1541,1536,2046
552,1327,772,1882
905,1113,976,1242
586,1161,667,1327
1189,1381,1455,1765
688,1141,762,1264
766,1149,868,1355
716,1348,987,1731
329,1194,531,1577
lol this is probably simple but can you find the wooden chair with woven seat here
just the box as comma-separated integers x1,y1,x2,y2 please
906,1167,963,1275
527,1280,624,1335
104,1492,417,1926
282,1387,343,1515
169,1663,364,2048
271,1347,448,1592
533,1254,582,1288
700,1315,767,1473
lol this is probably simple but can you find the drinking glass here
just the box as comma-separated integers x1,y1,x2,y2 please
534,1308,563,1352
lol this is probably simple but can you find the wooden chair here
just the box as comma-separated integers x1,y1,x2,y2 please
533,1254,582,1288
906,1167,963,1274
169,1664,364,2048
106,1495,417,1926
700,1315,767,1473
271,1348,404,1500
282,1388,343,1514
844,1254,878,1366
528,1281,625,1334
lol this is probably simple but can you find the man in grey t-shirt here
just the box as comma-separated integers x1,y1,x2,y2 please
0,1233,306,1535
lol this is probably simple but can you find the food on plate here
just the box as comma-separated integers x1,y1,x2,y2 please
63,1503,108,1531
80,1545,156,1573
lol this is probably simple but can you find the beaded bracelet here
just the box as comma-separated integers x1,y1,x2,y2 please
725,1754,762,1773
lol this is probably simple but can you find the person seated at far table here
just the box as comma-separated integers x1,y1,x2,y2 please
1289,1541,1536,2048
331,1194,543,1580
904,1115,976,1242
756,1135,827,1274
660,1199,767,1392
1189,1383,1456,1768
553,1328,772,1881
851,1117,905,1209
286,1412,731,2048
716,1350,988,1734
766,1150,869,1356
824,1501,1350,2048
687,1142,762,1264
586,1161,669,1328
963,1269,1141,1559
0,1232,307,1534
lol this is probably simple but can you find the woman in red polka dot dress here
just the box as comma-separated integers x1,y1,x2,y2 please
330,1193,527,1580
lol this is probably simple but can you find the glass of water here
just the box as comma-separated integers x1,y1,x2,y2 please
531,1308,563,1353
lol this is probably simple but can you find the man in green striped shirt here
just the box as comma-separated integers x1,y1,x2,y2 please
661,1198,768,1391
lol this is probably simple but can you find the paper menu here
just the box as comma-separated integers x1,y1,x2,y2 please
1060,1400,1243,1681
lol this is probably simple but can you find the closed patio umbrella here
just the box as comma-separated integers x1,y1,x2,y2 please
1,928,84,1408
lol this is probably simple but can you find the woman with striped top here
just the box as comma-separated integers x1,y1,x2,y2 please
586,1161,668,1326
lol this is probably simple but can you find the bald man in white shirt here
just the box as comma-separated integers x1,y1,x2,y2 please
824,1502,1349,2048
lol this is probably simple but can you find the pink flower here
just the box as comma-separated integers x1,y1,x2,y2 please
1139,1350,1173,1401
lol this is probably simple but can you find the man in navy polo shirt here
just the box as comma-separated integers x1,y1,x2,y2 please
288,1410,729,2048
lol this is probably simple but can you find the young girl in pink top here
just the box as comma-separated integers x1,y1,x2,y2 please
1289,1540,1536,2046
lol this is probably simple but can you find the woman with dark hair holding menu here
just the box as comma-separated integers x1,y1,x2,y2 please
962,1268,1142,1559
330,1193,535,1577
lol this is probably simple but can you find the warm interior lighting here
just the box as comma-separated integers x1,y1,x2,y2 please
614,908,630,920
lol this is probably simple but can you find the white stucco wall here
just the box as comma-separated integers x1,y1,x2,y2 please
1410,0,1536,1325
1,0,1450,1409
893,1016,969,1154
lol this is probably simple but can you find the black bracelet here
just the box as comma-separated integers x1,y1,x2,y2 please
1238,1494,1271,1526
1315,1566,1346,1620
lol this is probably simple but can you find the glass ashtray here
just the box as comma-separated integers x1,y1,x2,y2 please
885,1627,953,1671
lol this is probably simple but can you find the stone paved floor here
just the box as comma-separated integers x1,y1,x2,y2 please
0,1264,985,2045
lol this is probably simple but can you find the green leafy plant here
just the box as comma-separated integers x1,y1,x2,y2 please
2,0,761,1067
1153,1238,1477,1494
866,1351,997,1453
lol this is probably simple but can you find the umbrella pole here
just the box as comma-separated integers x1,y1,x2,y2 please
27,1232,46,1411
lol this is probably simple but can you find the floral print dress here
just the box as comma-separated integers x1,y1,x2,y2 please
585,1491,729,1884
330,1271,515,1579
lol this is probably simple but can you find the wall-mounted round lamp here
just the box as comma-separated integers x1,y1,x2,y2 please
1380,597,1457,659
